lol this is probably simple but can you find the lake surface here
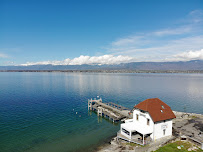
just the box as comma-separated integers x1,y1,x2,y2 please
0,72,203,152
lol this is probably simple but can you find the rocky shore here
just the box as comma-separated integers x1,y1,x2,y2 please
96,111,203,152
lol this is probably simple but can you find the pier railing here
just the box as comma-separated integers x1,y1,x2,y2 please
88,98,131,122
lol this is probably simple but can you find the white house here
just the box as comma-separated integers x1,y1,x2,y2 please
117,98,176,145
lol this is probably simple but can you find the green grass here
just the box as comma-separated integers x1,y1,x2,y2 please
190,115,198,119
155,141,203,152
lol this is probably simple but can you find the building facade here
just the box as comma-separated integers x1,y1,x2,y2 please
118,98,176,145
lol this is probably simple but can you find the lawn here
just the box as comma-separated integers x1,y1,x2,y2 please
155,141,203,152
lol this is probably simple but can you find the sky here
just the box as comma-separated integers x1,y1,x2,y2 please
0,0,203,66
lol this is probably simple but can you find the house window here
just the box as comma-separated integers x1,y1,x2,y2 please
160,110,163,113
136,114,139,121
162,105,165,109
147,118,150,125
163,129,166,135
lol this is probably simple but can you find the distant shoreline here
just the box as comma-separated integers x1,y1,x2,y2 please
1,70,203,73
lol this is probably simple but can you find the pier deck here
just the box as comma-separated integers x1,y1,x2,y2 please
88,98,132,122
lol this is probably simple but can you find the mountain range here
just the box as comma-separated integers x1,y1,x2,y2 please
1,60,203,71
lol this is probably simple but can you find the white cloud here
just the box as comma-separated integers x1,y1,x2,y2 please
108,10,203,62
168,49,203,61
111,26,194,47
21,55,134,66
188,10,203,23
112,36,145,46
0,53,8,58
153,26,192,36
112,36,203,60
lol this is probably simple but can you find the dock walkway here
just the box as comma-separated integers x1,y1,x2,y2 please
88,98,132,122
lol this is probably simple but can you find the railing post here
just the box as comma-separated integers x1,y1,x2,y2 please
88,99,89,110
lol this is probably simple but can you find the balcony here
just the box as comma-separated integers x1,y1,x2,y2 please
117,130,152,146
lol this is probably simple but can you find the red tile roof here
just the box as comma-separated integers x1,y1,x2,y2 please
134,98,176,122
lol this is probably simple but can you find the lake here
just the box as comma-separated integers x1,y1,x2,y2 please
0,72,203,152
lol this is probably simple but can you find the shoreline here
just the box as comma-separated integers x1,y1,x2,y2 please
1,70,203,74
96,111,203,152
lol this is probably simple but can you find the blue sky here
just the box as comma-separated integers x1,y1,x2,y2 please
0,0,203,66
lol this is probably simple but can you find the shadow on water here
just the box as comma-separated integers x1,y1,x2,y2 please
90,111,120,126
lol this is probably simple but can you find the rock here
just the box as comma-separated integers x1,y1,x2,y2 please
177,146,181,149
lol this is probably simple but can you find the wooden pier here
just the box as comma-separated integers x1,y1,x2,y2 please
88,98,132,122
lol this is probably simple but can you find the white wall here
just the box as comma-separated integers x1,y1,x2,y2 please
133,109,154,139
121,123,131,139
132,109,173,140
133,109,154,129
120,109,173,141
154,120,172,140
125,119,133,123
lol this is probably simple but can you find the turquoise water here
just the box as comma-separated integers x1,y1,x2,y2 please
0,72,203,152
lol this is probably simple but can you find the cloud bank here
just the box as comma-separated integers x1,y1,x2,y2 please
21,55,134,66
170,49,203,61
18,49,203,66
